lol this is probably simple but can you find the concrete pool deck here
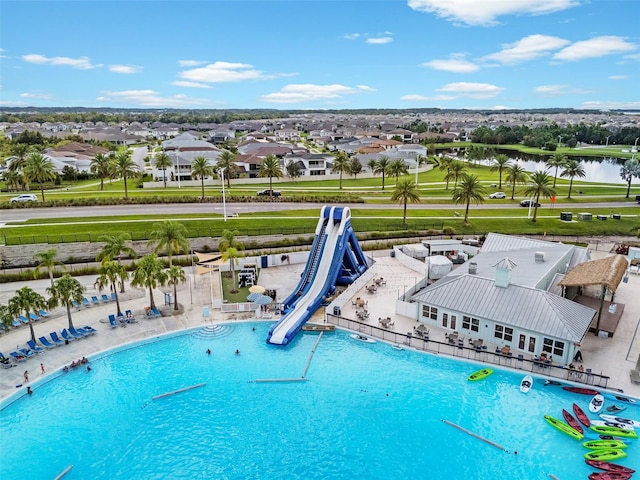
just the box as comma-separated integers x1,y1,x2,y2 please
1,245,639,401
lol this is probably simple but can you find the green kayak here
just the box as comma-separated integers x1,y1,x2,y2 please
590,425,638,439
544,415,584,440
584,449,628,462
468,368,493,381
582,439,627,450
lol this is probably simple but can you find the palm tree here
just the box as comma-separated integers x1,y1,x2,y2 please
445,160,468,189
2,170,22,192
216,150,238,188
452,174,487,225
90,152,114,190
546,153,567,188
505,164,529,200
258,155,284,197
149,220,189,268
94,261,128,315
131,254,167,311
221,247,243,293
387,159,409,185
0,304,14,332
47,274,85,330
218,229,244,253
373,156,391,190
620,157,640,198
33,248,63,287
367,159,377,174
8,286,47,343
331,151,351,189
97,233,136,292
523,171,556,222
23,152,55,201
390,177,421,226
490,154,512,189
166,265,187,311
191,156,214,200
438,157,454,189
153,152,173,188
112,150,139,199
560,159,586,199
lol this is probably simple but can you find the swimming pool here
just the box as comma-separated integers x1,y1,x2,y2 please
1,322,638,479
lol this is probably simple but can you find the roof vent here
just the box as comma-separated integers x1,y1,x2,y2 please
534,251,545,262
469,262,478,274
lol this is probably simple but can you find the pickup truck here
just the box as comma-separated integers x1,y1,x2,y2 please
257,189,281,197
636,195,640,204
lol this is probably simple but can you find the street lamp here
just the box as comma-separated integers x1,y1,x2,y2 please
219,167,227,222
605,136,610,147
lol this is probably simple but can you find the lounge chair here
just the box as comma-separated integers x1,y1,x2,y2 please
64,328,84,340
9,351,27,362
125,310,137,323
38,309,49,318
80,325,97,335
26,340,45,354
18,348,36,358
72,299,80,309
18,315,29,325
101,294,110,303
110,292,116,301
0,353,12,368
38,336,57,349
152,308,161,318
108,314,118,328
49,332,65,346
91,296,100,306
12,319,21,328
29,312,39,321
82,297,90,307
69,326,88,338
117,313,126,327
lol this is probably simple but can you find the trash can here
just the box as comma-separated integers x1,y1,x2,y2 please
333,306,341,316
390,250,396,258
261,256,268,268
560,212,572,221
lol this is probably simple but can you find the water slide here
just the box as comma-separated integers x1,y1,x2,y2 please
267,206,367,345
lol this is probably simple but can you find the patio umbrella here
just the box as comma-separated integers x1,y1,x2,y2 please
249,285,266,294
254,294,273,305
247,292,263,302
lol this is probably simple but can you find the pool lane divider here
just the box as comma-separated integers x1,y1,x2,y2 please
302,332,323,378
254,331,324,383
441,419,511,453
548,474,561,480
152,383,206,400
54,465,73,479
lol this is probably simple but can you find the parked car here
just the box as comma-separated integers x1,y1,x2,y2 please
520,199,541,207
489,192,506,199
10,194,37,203
256,189,281,197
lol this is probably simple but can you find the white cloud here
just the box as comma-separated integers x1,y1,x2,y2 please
109,64,143,74
534,84,591,96
260,84,373,104
554,36,636,61
608,75,628,80
422,58,479,73
344,33,360,40
179,61,267,83
484,35,570,64
437,82,504,98
22,54,99,69
366,37,393,44
178,60,207,67
19,92,50,99
171,81,213,89
624,53,640,61
407,0,580,26
356,85,377,92
581,100,640,110
97,89,218,107
400,94,456,101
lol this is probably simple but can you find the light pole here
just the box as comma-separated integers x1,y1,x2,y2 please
605,136,610,147
219,167,227,222
557,135,562,145
634,137,639,152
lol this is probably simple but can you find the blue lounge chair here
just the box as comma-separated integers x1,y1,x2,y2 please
18,348,35,358
91,296,100,306
125,310,137,323
101,294,110,303
117,313,126,326
29,312,39,321
49,332,65,346
9,351,27,362
81,325,98,335
0,353,12,368
108,314,118,328
38,310,49,318
69,326,88,338
12,319,21,328
82,297,90,307
72,299,80,309
38,336,57,349
26,340,44,354
60,329,76,342
18,315,29,325
152,308,161,317
110,292,117,302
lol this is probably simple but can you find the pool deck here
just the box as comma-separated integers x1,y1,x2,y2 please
1,243,639,402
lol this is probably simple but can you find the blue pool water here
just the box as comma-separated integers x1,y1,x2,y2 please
1,322,638,479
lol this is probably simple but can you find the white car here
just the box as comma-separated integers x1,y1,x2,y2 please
10,194,37,203
489,192,506,199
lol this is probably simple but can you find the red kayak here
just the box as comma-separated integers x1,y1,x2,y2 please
563,386,600,395
586,459,635,474
588,472,633,480
573,403,591,427
562,408,584,434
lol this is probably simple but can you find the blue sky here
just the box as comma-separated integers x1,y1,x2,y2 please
1,0,638,110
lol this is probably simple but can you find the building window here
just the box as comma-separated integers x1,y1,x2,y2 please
422,305,438,321
442,313,448,328
543,338,565,357
451,315,456,330
462,315,479,332
494,325,514,342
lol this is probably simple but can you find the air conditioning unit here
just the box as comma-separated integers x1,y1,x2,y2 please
469,262,478,274
534,252,545,262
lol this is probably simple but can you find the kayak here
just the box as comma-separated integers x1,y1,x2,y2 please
591,420,635,431
584,449,628,462
544,415,584,440
586,459,635,474
564,386,600,395
520,374,533,393
468,368,493,381
590,425,638,439
590,394,605,413
573,403,591,427
605,405,627,414
582,439,627,450
562,408,584,434
600,414,640,428
588,472,633,480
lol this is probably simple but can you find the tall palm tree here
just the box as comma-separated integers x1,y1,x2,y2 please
387,159,409,184
97,233,136,292
8,286,46,343
620,157,640,198
166,265,187,311
95,261,128,315
546,153,567,188
221,247,243,292
373,156,391,190
33,248,63,287
131,254,167,311
0,304,14,332
331,151,351,189
390,177,421,226
23,152,55,201
258,155,284,197
90,152,114,190
149,220,189,268
191,156,214,200
2,170,22,192
47,274,85,330
216,150,238,188
112,150,139,199
367,159,377,174
490,154,512,189
505,164,529,200
523,171,556,222
218,229,244,253
8,143,32,190
153,152,173,188
560,159,586,199
445,160,468,189
438,157,454,189
452,174,487,225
